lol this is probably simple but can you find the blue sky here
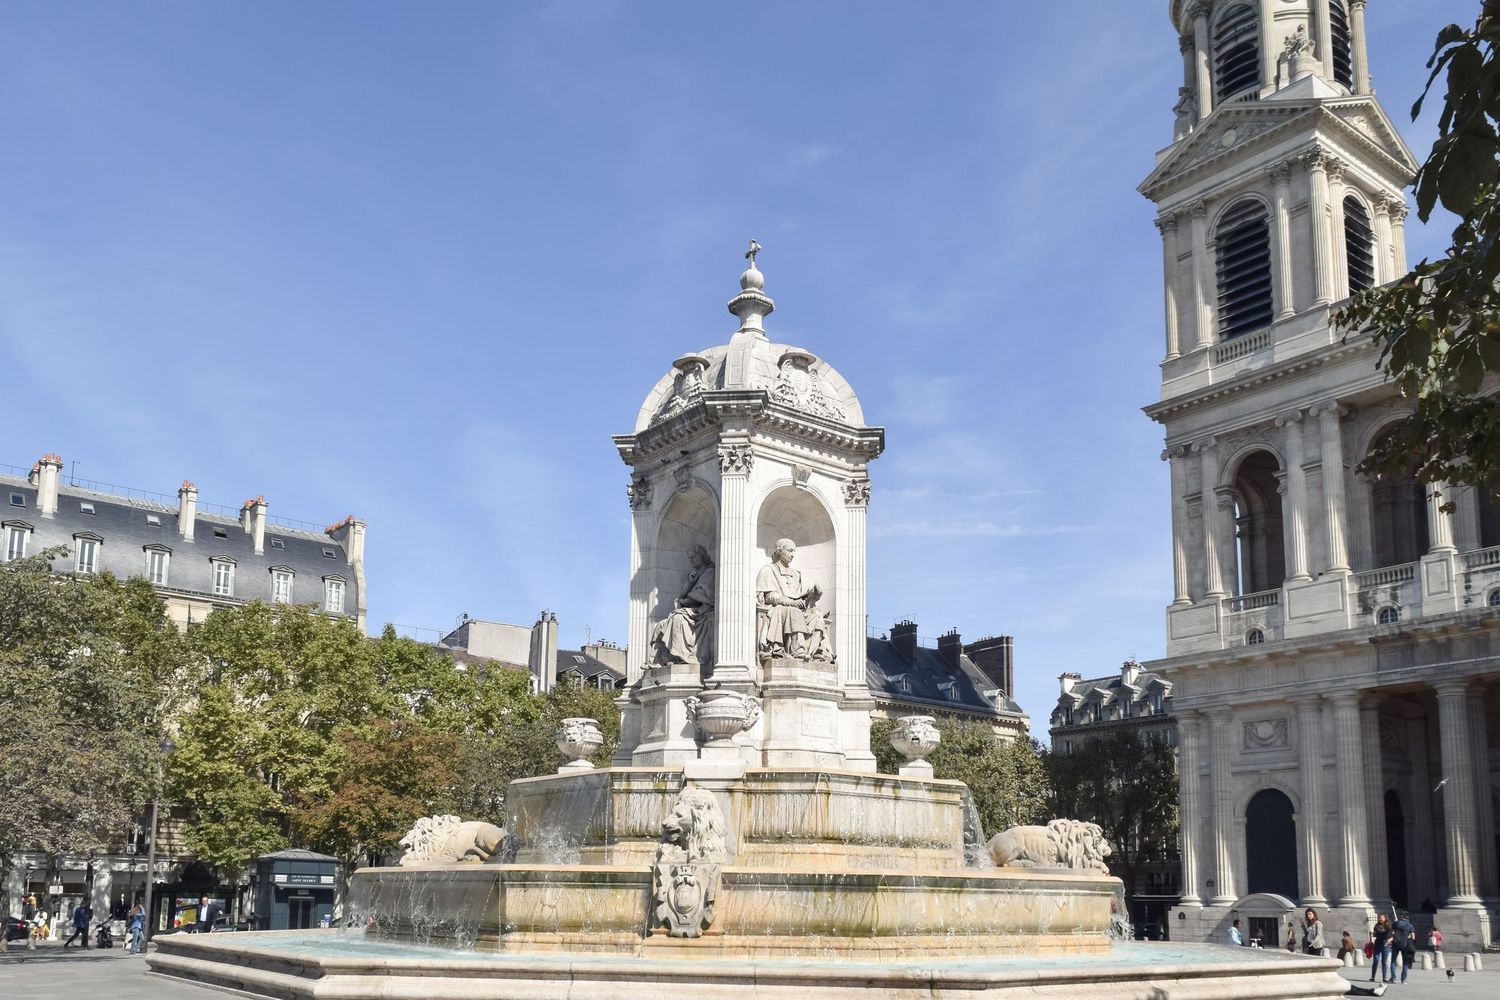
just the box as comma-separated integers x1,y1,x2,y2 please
0,1,1471,723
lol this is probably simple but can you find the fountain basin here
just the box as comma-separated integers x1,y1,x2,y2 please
353,862,1117,958
146,931,1351,999
507,767,968,870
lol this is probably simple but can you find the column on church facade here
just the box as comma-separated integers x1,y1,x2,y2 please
1208,708,1238,904
1435,681,1482,904
1315,403,1350,572
1168,446,1193,604
715,443,753,671
1180,35,1199,129
1306,150,1335,307
1198,439,1227,599
1279,411,1312,581
1157,214,1182,359
1257,3,1277,95
1216,489,1240,598
1406,716,1439,901
626,488,653,686
1178,711,1204,905
1427,481,1458,554
1372,198,1395,284
1361,697,1391,901
1295,699,1329,905
1390,202,1409,275
1330,692,1371,904
1192,3,1212,120
1190,202,1214,350
1312,0,1335,83
839,479,869,690
1272,162,1296,320
1467,688,1498,898
1328,159,1350,300
1349,0,1372,94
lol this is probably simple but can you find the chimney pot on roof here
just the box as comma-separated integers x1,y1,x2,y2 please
34,453,62,518
936,628,963,669
1059,671,1083,695
964,634,1014,699
240,497,268,554
178,481,198,541
891,620,919,663
1121,658,1141,687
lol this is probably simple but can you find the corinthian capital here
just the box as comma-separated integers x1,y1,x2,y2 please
842,478,871,508
1154,213,1179,235
718,442,754,475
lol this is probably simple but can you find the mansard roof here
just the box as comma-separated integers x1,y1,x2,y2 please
865,637,1027,719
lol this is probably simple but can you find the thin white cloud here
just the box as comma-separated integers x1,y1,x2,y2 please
874,518,1098,539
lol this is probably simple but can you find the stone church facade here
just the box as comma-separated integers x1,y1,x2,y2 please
1141,2,1499,949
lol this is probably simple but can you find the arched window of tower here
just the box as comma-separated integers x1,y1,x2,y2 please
1367,430,1429,569
1329,1,1355,90
1215,199,1274,340
1344,194,1376,293
1232,451,1286,595
1212,3,1260,103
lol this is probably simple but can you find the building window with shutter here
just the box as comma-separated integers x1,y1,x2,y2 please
1216,199,1274,339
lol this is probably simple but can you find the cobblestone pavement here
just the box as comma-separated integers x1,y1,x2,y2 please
2,938,1497,999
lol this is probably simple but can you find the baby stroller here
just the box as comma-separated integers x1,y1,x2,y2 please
95,920,113,949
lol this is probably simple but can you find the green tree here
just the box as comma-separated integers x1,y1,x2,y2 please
291,718,459,897
1046,732,1178,902
0,552,192,943
870,718,1050,839
1336,6,1500,493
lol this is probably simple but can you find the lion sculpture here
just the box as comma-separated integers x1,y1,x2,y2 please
986,818,1112,873
656,785,728,864
397,814,506,866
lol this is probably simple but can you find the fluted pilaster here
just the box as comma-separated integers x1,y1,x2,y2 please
1296,699,1329,905
1272,162,1295,320
1279,411,1311,581
1466,688,1497,898
1306,150,1335,307
1158,214,1182,359
1208,708,1238,904
1197,438,1226,598
1168,446,1192,605
1178,711,1204,906
1361,696,1390,901
1435,681,1482,904
1315,402,1350,572
1330,692,1370,904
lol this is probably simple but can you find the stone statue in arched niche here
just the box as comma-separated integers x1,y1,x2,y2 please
650,543,715,672
755,538,833,663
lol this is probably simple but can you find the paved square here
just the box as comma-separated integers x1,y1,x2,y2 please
2,940,1497,1000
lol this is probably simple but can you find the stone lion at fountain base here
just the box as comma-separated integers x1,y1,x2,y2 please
986,819,1111,873
398,815,506,866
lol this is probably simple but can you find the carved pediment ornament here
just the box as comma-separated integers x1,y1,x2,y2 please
719,443,753,475
627,476,654,511
769,349,846,422
843,478,871,507
1243,718,1289,750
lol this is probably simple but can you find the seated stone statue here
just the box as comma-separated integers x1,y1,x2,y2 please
755,538,832,662
650,544,715,669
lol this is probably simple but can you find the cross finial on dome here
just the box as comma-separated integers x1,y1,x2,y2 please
728,239,774,334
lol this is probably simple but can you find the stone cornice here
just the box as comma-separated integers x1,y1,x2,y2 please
1144,334,1376,426
1141,100,1417,205
616,389,885,467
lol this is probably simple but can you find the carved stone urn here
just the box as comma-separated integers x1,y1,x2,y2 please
889,715,940,778
555,717,604,773
687,690,761,747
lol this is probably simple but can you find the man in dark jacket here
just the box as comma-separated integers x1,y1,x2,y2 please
195,897,218,934
1393,912,1417,984
62,901,91,948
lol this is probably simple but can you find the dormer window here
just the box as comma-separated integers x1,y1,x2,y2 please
271,568,294,604
3,521,31,561
323,577,345,614
144,546,170,586
8,493,23,507
1212,4,1260,103
74,534,101,574
212,558,236,598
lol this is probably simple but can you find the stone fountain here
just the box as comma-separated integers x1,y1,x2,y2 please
146,248,1348,998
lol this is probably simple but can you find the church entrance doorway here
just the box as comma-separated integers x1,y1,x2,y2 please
1385,789,1409,908
1245,789,1298,900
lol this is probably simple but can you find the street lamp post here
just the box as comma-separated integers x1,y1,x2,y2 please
142,736,176,944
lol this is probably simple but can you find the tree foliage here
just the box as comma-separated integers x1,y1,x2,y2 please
1045,732,1178,898
0,552,193,897
1336,8,1500,494
168,605,622,874
870,718,1050,839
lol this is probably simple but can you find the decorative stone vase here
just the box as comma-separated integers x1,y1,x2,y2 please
556,717,604,773
889,715,940,778
687,690,760,747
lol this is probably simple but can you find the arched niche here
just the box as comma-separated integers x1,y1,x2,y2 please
754,485,837,644
648,486,718,625
1245,788,1298,900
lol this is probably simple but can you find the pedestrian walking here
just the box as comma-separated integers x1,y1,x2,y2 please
62,901,91,949
195,896,218,934
1430,924,1443,956
1228,918,1243,946
1301,908,1325,956
127,902,145,955
1393,911,1416,984
1369,913,1394,983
